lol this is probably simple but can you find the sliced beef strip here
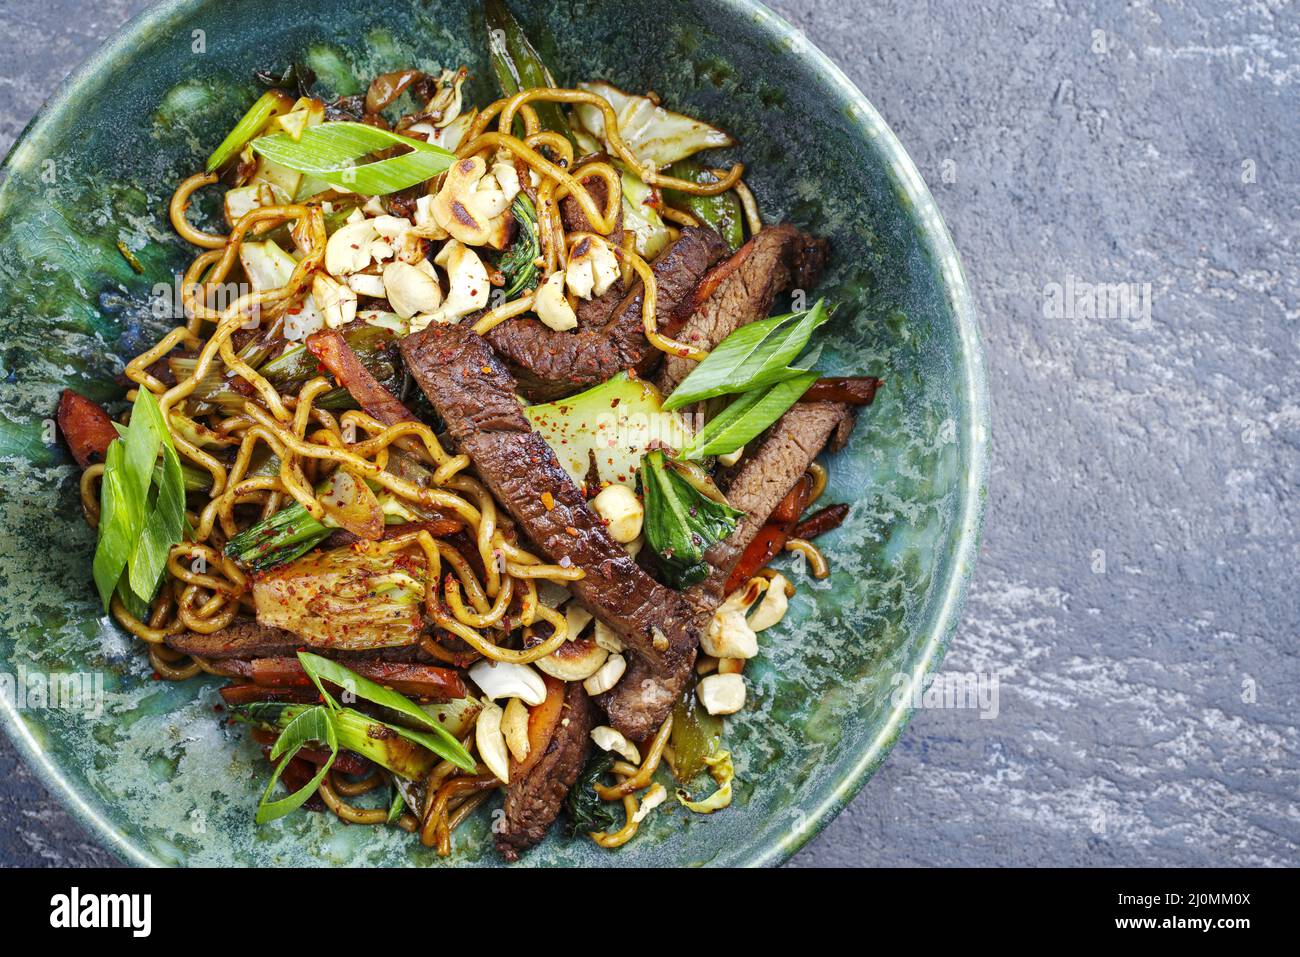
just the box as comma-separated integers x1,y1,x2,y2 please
601,401,853,739
496,679,594,861
559,165,623,249
166,621,302,660
166,620,442,663
485,226,727,401
400,323,700,679
654,224,829,398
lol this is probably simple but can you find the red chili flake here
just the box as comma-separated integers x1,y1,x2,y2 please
565,526,580,537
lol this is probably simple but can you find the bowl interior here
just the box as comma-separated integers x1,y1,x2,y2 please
0,0,986,866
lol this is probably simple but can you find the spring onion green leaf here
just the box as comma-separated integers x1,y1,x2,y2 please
297,652,476,771
662,300,830,410
386,787,406,825
484,0,573,141
256,704,338,823
206,89,290,173
127,394,186,599
498,193,540,299
91,441,135,611
664,160,744,250
92,389,188,613
232,702,442,781
250,122,454,195
113,421,213,493
680,371,820,461
640,450,743,588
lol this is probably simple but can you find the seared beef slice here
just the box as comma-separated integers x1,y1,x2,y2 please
486,226,726,401
400,323,701,701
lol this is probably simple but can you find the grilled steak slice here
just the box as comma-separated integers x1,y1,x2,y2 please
602,401,853,739
166,621,302,660
710,402,854,574
485,226,727,401
655,224,829,397
166,621,451,664
560,166,623,249
497,680,595,860
400,323,700,679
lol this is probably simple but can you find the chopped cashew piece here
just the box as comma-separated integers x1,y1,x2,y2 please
590,725,641,764
697,673,746,715
502,697,531,764
583,653,626,696
717,445,745,467
631,783,668,824
701,580,766,659
702,607,758,660
534,271,577,331
565,234,621,300
383,260,444,319
565,601,594,640
593,620,624,654
346,272,386,299
468,660,547,706
370,214,413,241
324,218,380,276
475,702,510,784
591,484,644,543
410,239,489,332
429,155,516,249
535,637,607,681
747,573,790,631
312,273,358,330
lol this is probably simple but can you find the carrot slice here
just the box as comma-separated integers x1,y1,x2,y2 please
724,524,789,594
56,389,120,467
769,473,815,525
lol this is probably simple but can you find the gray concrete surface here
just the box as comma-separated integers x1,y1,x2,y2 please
1,0,1296,867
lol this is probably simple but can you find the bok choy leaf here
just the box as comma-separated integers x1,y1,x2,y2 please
664,160,744,251
640,450,743,588
223,498,330,571
250,121,454,195
498,193,540,299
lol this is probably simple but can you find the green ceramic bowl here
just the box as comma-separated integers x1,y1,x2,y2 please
0,0,987,866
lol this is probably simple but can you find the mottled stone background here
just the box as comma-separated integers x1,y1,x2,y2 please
0,0,1295,867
